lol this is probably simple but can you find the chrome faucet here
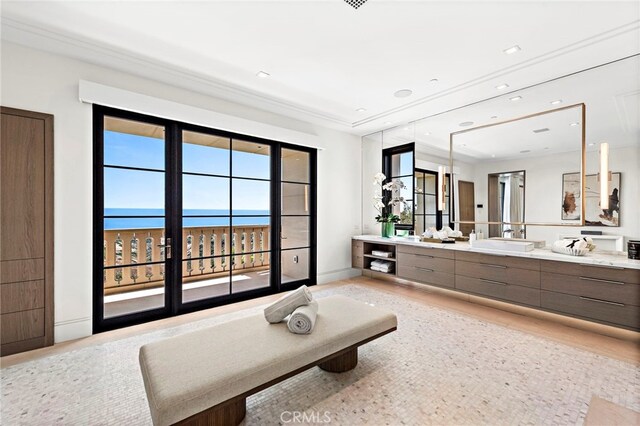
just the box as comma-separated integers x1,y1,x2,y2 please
502,229,514,238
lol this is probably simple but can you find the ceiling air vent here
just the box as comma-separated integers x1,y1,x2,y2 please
344,0,368,9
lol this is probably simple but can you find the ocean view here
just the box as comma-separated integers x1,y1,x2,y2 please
104,208,270,230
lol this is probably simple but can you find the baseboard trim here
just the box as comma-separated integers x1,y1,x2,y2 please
55,317,92,343
317,268,361,284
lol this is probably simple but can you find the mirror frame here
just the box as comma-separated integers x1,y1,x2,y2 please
449,103,586,227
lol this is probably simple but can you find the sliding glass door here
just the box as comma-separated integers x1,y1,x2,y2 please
94,106,315,332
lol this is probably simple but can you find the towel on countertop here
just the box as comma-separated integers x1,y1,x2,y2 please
287,300,318,334
553,238,588,251
264,285,313,324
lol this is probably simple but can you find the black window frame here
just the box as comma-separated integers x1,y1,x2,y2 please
382,142,415,232
93,105,317,333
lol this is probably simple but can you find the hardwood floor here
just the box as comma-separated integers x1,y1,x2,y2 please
2,275,638,369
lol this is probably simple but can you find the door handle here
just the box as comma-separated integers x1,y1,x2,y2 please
157,238,172,259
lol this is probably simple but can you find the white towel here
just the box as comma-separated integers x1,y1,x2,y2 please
555,238,587,251
287,300,319,334
264,285,313,324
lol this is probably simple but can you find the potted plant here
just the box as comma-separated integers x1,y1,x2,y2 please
373,172,407,238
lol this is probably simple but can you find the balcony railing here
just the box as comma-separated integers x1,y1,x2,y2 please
103,225,270,295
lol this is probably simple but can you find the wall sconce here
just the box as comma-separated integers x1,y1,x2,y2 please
599,142,610,210
438,166,446,211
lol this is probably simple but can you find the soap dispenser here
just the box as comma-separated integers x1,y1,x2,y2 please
469,229,477,244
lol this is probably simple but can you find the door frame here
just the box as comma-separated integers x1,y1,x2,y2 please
93,105,317,333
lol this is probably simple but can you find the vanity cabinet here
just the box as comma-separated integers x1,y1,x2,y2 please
397,245,455,289
454,252,541,307
540,260,640,329
352,238,640,331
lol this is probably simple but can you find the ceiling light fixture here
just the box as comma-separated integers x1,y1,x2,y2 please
520,150,531,154
356,108,367,112
533,128,550,134
424,132,431,136
503,45,521,55
510,96,522,101
490,115,498,119
384,121,392,125
256,71,270,78
343,0,368,9
495,83,509,90
459,121,474,127
429,78,439,83
550,99,563,105
394,89,413,98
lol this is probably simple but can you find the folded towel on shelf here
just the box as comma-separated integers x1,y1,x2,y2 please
371,265,392,273
371,250,392,258
287,300,319,334
264,285,313,324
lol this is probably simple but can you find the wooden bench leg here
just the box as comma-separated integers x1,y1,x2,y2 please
176,397,246,426
319,348,358,373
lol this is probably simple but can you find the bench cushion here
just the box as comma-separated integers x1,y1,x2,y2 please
139,295,397,426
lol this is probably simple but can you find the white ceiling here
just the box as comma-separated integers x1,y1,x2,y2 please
1,1,639,135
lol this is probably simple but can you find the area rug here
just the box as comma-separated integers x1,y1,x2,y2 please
2,284,639,425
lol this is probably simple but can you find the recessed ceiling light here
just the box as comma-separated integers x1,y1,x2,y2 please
404,127,410,131
356,108,367,112
459,121,474,127
544,147,550,150
510,96,522,101
503,45,521,55
384,121,392,125
490,115,498,119
424,131,431,136
533,128,550,134
256,71,270,78
550,99,563,105
495,83,509,90
394,89,413,98
491,154,496,158
570,122,580,127
429,78,439,83
520,150,531,154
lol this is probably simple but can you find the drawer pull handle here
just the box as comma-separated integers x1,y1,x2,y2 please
579,276,625,286
482,264,507,269
579,296,624,307
412,254,434,259
480,278,507,286
579,263,625,270
415,267,434,273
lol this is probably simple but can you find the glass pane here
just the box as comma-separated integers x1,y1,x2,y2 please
425,215,437,229
282,183,310,215
183,175,229,213
103,266,165,318
393,203,413,225
232,140,270,179
442,214,450,227
424,174,436,194
282,148,310,183
415,215,424,235
232,261,270,294
104,216,165,231
182,259,231,304
104,117,165,170
281,248,309,283
282,216,309,249
425,195,436,214
104,168,164,213
391,152,413,177
232,179,270,214
182,217,230,228
232,220,271,252
416,195,424,215
183,131,230,175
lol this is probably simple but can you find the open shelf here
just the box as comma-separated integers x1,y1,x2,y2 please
364,254,397,262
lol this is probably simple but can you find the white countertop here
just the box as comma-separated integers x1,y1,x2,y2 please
353,235,640,270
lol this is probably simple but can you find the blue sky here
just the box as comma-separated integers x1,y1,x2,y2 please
104,131,270,211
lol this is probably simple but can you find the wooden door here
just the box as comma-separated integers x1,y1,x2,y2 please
0,107,54,356
457,180,475,236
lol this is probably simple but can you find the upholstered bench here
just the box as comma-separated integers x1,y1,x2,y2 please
139,294,397,426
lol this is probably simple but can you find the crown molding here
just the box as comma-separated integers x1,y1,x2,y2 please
1,16,355,131
353,20,640,128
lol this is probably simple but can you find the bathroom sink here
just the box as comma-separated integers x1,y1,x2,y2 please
489,237,546,248
471,239,535,252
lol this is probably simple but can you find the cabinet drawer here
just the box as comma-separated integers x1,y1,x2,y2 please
397,252,454,273
397,265,455,289
455,275,540,307
541,272,640,306
0,309,45,344
455,260,540,289
541,260,640,284
397,244,454,259
455,251,540,271
0,280,44,314
0,258,45,284
541,290,639,330
352,254,363,269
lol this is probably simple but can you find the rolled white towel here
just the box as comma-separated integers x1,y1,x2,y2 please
287,300,319,334
264,285,313,324
555,239,588,251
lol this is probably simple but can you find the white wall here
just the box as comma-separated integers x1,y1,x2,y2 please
1,42,362,342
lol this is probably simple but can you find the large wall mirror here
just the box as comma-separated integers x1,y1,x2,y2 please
362,55,639,247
